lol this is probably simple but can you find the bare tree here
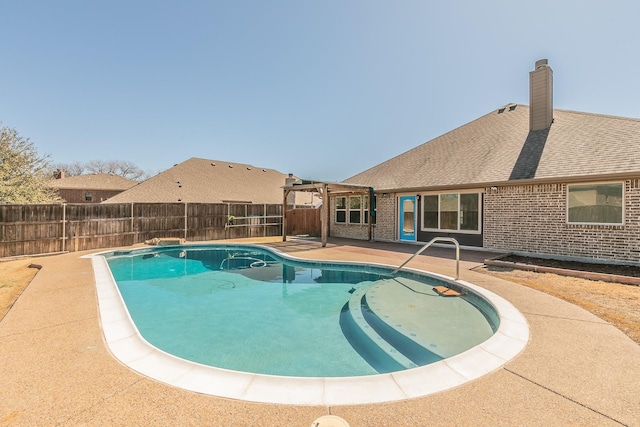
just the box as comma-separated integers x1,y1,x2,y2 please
85,159,145,180
50,159,147,181
85,159,111,174
0,125,61,204
50,161,86,177
113,160,146,181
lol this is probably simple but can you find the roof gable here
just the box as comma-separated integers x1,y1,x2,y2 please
103,157,291,204
49,173,138,190
345,106,640,190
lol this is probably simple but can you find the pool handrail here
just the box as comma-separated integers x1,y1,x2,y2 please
392,237,460,280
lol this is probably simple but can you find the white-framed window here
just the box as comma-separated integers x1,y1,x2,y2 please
421,191,481,233
335,195,369,224
567,182,623,225
364,195,370,224
335,196,347,223
349,196,361,224
85,192,92,202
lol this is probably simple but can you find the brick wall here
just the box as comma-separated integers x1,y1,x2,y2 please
484,180,640,263
329,196,370,240
328,193,397,241
56,188,125,203
372,193,396,241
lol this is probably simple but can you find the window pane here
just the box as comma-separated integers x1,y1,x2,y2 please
402,199,415,233
440,194,458,230
349,210,361,224
568,184,623,224
363,195,369,224
460,193,479,231
336,211,346,223
423,195,438,229
349,196,361,209
336,197,346,209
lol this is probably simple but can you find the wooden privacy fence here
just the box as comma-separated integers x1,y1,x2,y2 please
0,203,284,258
285,208,321,237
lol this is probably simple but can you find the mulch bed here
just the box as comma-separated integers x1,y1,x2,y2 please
498,255,640,278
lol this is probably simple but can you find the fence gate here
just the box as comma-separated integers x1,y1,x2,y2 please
285,208,321,237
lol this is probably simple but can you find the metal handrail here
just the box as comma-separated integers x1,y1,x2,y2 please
391,237,460,279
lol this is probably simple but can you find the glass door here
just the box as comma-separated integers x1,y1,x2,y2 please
399,196,416,241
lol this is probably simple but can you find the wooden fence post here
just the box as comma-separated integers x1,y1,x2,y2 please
62,203,66,252
184,202,188,241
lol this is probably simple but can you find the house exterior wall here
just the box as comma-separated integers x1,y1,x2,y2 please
372,194,396,241
56,189,126,203
484,180,640,263
331,181,640,263
329,193,398,241
329,196,369,240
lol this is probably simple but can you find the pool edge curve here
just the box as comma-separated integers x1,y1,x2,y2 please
86,245,530,406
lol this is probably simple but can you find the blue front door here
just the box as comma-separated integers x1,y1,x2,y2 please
399,196,416,241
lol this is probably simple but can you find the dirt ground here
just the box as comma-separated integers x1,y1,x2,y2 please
474,265,640,345
0,259,40,321
2,257,640,347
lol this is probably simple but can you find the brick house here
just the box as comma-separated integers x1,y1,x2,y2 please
333,60,640,264
103,157,320,206
50,172,138,203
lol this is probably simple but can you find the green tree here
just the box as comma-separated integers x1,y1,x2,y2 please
0,125,61,204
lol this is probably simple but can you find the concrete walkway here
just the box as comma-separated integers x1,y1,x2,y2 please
1,237,639,426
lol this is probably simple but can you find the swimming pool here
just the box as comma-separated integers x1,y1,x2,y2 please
89,244,529,404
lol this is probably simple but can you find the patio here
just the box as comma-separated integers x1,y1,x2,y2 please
1,237,639,426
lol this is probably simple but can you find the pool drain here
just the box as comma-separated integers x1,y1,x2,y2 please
310,415,350,427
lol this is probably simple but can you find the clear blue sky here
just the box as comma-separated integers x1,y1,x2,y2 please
2,1,639,181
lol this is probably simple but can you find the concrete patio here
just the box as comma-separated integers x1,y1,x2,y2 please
1,237,639,426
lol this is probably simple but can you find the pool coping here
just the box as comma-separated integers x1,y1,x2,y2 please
86,245,529,406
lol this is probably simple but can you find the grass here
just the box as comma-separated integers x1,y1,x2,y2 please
0,259,40,321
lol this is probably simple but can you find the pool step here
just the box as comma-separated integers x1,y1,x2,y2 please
345,287,418,371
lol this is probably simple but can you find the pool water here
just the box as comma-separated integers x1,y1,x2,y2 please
105,245,498,377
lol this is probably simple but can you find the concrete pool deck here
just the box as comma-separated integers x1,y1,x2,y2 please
1,237,639,426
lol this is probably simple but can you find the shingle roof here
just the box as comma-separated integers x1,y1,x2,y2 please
345,105,640,191
102,157,296,204
49,173,137,190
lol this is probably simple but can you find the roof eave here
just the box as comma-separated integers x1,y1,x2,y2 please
367,171,640,193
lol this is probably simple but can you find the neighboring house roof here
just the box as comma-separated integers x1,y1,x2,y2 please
345,105,640,191
49,173,138,190
102,157,307,205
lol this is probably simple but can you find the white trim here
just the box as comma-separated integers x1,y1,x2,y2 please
420,190,482,234
335,195,369,225
566,181,625,226
348,195,363,224
86,247,529,406
335,196,347,224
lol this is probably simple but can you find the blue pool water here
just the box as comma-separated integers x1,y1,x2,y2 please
104,245,498,377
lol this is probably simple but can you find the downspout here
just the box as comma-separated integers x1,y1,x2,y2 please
368,187,374,241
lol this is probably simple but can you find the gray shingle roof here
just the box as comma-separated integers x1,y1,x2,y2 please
102,157,295,204
49,173,137,190
345,105,640,190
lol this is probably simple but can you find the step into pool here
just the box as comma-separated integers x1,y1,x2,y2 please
88,244,529,404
